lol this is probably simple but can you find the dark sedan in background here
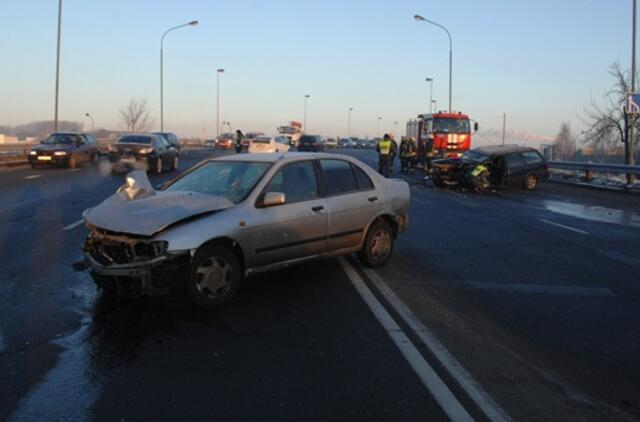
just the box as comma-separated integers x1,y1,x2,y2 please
108,134,179,174
297,135,325,152
431,145,549,191
28,132,100,169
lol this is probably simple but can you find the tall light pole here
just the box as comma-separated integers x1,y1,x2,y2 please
85,112,94,131
160,20,198,132
432,99,437,112
426,77,434,113
393,121,399,137
347,107,354,137
54,0,63,132
377,117,382,138
304,94,310,132
216,68,225,138
415,14,453,112
629,0,637,182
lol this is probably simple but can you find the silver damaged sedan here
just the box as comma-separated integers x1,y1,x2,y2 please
82,153,410,308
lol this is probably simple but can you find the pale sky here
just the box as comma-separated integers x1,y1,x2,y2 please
0,0,635,143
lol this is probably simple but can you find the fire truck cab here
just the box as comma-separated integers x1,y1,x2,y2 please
407,112,478,161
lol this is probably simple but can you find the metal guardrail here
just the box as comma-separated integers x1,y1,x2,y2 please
549,161,640,176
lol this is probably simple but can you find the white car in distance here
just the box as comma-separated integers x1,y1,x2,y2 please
248,136,291,154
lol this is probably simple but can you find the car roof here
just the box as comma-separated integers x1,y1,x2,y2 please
474,145,538,156
212,152,357,164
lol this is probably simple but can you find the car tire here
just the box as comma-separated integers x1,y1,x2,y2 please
67,154,77,169
155,157,163,174
358,220,394,268
172,155,179,171
432,176,445,188
524,173,538,190
186,244,242,308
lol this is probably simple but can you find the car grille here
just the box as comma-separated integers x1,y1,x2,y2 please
84,230,163,266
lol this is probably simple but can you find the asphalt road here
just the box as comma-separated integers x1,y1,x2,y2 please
1,148,639,421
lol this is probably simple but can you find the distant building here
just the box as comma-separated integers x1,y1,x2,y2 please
0,134,19,144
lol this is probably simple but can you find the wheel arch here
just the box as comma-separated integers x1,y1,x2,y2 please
194,236,246,272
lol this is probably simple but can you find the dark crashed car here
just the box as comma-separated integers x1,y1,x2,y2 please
431,145,548,191
108,134,179,174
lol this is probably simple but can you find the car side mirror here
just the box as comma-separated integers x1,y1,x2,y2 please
473,122,479,132
262,192,286,207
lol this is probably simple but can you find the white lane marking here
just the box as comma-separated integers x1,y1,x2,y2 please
539,218,589,235
68,168,80,172
466,281,615,297
62,219,84,231
360,265,511,422
24,175,41,180
338,258,474,422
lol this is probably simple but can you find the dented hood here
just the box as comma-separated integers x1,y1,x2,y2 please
83,170,234,237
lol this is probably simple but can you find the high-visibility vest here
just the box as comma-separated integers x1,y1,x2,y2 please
379,139,392,155
470,164,488,177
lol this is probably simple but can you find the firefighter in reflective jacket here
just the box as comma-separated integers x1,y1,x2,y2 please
235,130,244,154
376,134,394,177
469,162,490,192
404,137,418,174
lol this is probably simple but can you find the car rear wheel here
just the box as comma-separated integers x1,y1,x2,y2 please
187,245,241,308
155,157,163,174
358,220,394,268
67,154,77,169
524,173,538,190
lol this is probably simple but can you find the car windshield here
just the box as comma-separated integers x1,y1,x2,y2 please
164,161,271,203
118,136,152,144
462,150,489,162
433,118,470,134
42,134,79,145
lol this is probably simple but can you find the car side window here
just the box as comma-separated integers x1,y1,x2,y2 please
505,153,525,169
320,159,358,195
264,161,318,204
523,151,544,164
351,164,374,190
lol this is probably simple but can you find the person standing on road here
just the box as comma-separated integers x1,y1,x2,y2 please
404,137,418,175
399,137,408,174
389,134,398,174
235,130,244,154
376,134,393,177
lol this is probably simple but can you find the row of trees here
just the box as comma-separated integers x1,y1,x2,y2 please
553,62,639,161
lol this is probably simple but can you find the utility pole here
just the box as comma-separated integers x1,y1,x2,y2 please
501,113,506,146
54,0,62,132
216,69,224,138
426,78,433,113
348,107,353,138
629,0,637,183
304,94,310,132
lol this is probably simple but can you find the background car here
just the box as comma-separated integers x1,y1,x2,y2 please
325,138,337,148
248,135,290,153
28,132,100,169
215,132,235,149
108,134,179,174
243,131,264,150
82,152,410,308
431,145,549,190
151,132,181,153
297,135,325,152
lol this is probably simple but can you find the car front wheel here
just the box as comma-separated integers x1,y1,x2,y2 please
172,155,179,171
155,157,163,174
524,173,538,190
358,220,394,268
67,154,77,169
186,245,242,308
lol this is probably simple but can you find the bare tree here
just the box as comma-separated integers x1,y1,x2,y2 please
554,122,576,161
582,62,638,154
119,99,154,133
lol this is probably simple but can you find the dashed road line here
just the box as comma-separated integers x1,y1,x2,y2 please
539,218,589,235
466,281,615,297
359,264,511,422
339,258,475,422
62,219,84,231
24,175,41,180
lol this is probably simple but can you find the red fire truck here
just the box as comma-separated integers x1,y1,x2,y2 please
406,111,478,161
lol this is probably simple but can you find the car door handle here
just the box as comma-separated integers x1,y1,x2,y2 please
368,196,378,202
311,205,324,212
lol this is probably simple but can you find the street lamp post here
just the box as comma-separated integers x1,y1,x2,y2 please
432,99,437,112
348,107,354,138
54,0,63,132
426,77,434,113
377,117,382,138
216,68,225,138
160,20,198,132
304,94,310,132
415,14,453,112
85,112,94,131
393,121,398,137
629,0,637,182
